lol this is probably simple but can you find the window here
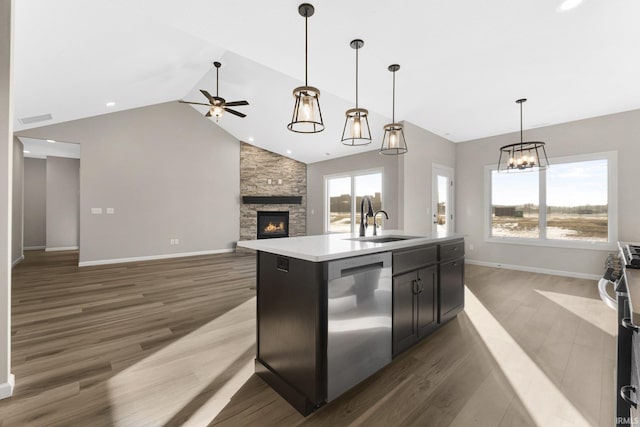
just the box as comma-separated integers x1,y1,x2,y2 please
485,152,617,249
325,169,383,233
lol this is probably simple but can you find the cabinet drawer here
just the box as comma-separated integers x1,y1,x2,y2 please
439,240,464,262
393,245,437,276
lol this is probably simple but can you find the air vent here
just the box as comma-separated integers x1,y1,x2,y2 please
19,114,52,125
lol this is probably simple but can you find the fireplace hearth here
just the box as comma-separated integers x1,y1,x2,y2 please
257,211,289,239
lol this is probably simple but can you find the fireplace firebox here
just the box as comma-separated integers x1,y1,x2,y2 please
257,211,289,239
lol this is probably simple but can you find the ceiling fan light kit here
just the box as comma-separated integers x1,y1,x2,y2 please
497,98,549,172
179,61,249,121
287,3,325,134
380,64,408,155
341,39,372,146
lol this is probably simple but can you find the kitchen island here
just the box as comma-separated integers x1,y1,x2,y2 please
237,230,465,415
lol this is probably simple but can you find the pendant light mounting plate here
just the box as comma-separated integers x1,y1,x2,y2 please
213,61,221,69
516,98,527,104
350,39,364,49
388,64,400,72
298,3,315,17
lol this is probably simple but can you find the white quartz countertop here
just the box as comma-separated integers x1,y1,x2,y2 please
236,230,464,262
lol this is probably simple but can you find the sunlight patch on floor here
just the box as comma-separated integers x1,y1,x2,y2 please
106,297,256,426
465,288,590,426
535,289,617,336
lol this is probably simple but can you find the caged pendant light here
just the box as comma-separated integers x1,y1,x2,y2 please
341,39,372,146
380,64,408,155
497,99,549,172
287,3,324,134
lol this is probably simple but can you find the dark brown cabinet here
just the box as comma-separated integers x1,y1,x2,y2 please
439,258,464,323
393,266,439,356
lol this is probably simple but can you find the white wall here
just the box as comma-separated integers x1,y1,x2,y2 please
306,150,399,235
456,109,640,277
0,0,14,399
45,156,79,250
399,121,456,234
11,137,22,264
23,158,46,248
16,101,240,265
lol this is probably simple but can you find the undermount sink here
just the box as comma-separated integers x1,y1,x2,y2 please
346,235,420,243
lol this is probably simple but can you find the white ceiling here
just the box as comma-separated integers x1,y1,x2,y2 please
19,137,81,159
12,0,640,163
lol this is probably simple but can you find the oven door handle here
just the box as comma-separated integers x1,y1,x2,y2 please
622,317,640,332
621,385,638,409
598,278,618,311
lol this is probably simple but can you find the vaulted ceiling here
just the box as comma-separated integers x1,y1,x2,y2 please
13,0,640,163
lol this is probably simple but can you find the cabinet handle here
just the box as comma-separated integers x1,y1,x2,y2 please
452,262,457,267
412,280,418,295
621,385,638,409
622,317,639,332
417,278,424,294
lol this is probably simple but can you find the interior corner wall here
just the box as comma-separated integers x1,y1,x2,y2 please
399,121,456,234
45,156,79,250
11,137,22,264
456,108,640,277
16,101,240,265
23,158,46,248
306,150,399,236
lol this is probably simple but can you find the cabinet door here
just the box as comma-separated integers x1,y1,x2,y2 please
416,266,437,337
393,271,418,356
439,258,464,323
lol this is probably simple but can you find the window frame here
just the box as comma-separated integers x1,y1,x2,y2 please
324,167,384,234
484,151,618,250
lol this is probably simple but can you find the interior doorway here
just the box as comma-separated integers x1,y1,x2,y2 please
432,164,454,234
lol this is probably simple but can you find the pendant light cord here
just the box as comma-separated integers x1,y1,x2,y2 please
216,67,219,98
305,14,308,87
392,70,396,123
520,101,523,144
355,46,359,109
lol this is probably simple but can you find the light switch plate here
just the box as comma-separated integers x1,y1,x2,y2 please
106,208,115,214
91,208,103,214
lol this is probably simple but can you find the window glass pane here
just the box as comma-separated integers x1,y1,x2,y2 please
328,177,352,233
437,175,449,233
355,173,382,227
547,159,608,242
491,170,539,238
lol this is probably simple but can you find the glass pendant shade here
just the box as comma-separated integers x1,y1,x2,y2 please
497,99,549,172
380,123,408,155
287,3,324,134
342,39,372,146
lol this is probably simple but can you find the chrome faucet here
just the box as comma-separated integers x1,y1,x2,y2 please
372,210,388,235
359,196,375,236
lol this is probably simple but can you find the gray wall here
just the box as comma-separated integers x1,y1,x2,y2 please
16,101,240,264
23,158,46,248
307,149,399,235
456,109,640,276
45,156,79,250
11,137,22,263
0,0,13,397
399,121,456,233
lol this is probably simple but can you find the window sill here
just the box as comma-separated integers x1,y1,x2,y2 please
484,236,617,251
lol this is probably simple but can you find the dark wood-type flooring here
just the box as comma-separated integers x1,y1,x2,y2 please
0,250,614,426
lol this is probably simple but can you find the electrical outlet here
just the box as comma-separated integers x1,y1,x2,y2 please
106,208,115,214
174,238,179,245
91,208,103,214
469,243,474,251
170,239,174,245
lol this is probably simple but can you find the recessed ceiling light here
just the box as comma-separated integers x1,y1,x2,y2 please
286,149,292,154
46,139,56,143
558,0,583,11
248,137,254,142
106,101,116,107
23,150,31,154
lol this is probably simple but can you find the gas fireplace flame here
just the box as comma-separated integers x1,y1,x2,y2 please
264,222,286,233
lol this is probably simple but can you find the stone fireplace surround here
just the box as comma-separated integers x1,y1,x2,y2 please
239,142,306,249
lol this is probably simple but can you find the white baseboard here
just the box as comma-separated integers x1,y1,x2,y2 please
78,248,235,267
24,246,45,251
45,246,79,252
0,374,15,400
12,255,24,267
465,259,601,281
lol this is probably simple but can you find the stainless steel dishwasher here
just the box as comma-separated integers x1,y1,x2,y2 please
326,252,392,401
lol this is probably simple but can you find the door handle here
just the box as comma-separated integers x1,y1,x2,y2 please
622,317,639,332
621,385,638,409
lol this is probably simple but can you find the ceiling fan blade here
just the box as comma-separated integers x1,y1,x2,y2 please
224,108,246,118
179,100,212,107
225,100,249,107
205,111,212,117
200,90,215,102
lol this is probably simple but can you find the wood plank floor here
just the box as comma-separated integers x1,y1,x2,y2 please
0,251,615,426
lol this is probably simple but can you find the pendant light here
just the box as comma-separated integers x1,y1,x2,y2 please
497,98,549,172
380,64,408,155
341,39,372,146
287,3,324,134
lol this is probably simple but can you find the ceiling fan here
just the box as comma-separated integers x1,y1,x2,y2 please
179,61,249,120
